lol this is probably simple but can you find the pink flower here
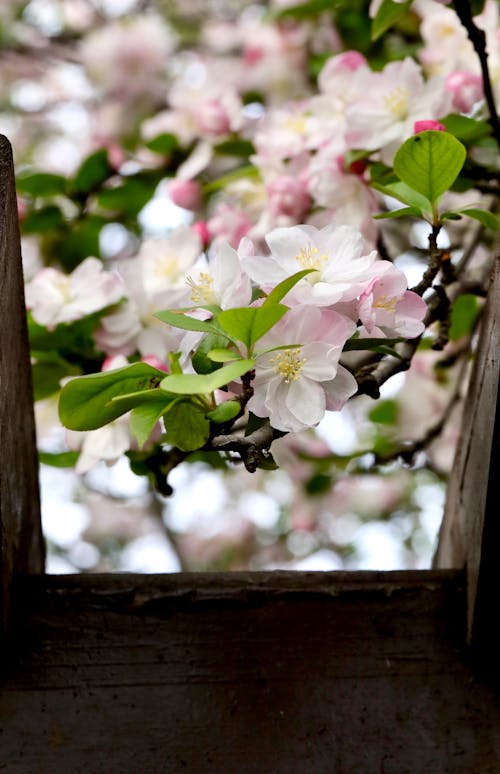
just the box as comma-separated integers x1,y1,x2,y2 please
357,267,427,338
248,305,357,433
245,223,379,307
207,203,252,248
266,175,311,219
445,71,483,113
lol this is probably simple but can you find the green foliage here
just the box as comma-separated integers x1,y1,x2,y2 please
192,333,231,374
22,206,66,234
38,450,80,468
217,305,288,350
163,401,210,452
145,133,178,155
129,398,173,448
214,139,255,157
449,294,480,341
439,114,492,145
31,352,81,401
160,358,255,395
59,362,167,430
369,399,399,424
393,130,467,205
206,400,241,424
72,150,111,194
371,0,412,41
17,173,67,197
270,0,346,20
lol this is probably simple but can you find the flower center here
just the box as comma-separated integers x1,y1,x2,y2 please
383,87,410,120
374,294,397,313
272,349,306,383
295,244,327,271
186,272,216,304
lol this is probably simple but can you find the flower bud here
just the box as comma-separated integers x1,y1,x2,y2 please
168,178,202,210
413,120,447,133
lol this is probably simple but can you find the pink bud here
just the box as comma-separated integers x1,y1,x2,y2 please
336,155,367,176
196,99,231,136
336,51,367,71
168,178,202,210
141,354,169,372
107,142,126,171
192,220,211,247
17,197,27,222
413,120,447,134
243,45,264,66
445,71,483,113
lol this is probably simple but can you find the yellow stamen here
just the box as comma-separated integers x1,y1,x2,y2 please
383,87,410,120
272,349,306,383
295,244,327,271
186,272,216,304
374,294,397,313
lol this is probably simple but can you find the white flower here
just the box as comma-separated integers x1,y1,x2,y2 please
248,305,357,432
25,257,124,329
245,223,378,307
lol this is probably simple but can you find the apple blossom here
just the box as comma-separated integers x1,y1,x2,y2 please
249,305,357,433
357,267,427,339
244,223,379,307
25,257,124,330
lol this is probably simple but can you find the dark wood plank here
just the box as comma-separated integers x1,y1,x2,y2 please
2,571,500,773
435,256,500,651
0,135,44,636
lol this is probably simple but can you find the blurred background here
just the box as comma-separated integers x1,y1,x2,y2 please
1,0,478,573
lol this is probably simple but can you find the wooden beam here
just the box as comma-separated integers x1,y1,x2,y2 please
3,570,500,772
435,255,500,656
0,135,44,637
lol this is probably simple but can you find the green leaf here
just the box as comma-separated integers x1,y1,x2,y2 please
369,399,398,425
54,214,107,270
449,294,479,340
31,352,80,401
192,333,230,374
460,208,499,231
393,131,467,204
271,0,346,20
97,176,156,217
440,114,492,144
59,362,166,431
374,206,422,220
129,399,172,449
17,173,67,197
163,401,210,452
203,165,259,194
22,206,66,234
207,349,242,363
155,309,230,339
213,139,255,157
160,358,254,395
145,133,178,155
38,450,80,468
217,304,288,349
263,269,314,305
72,149,110,194
111,388,173,410
206,400,241,424
371,180,432,214
371,0,412,41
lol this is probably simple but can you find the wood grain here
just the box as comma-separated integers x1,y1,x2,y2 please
0,135,44,635
434,256,500,646
2,571,500,773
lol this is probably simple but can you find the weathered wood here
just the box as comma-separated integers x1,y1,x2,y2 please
2,570,500,773
435,256,500,650
0,135,44,636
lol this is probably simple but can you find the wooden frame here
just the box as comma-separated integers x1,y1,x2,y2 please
1,134,500,770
